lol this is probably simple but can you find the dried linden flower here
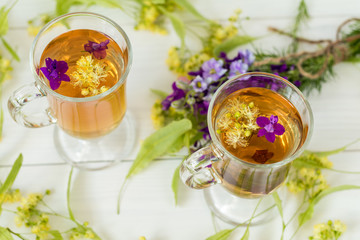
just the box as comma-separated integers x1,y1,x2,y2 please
71,55,108,97
216,99,259,148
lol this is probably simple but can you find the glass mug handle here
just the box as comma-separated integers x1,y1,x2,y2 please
180,144,223,189
8,82,56,127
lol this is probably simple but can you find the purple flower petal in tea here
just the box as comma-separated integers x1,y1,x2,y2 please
40,58,70,90
84,39,110,59
256,115,285,143
201,58,227,81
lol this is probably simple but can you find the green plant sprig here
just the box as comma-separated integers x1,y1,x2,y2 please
204,140,360,240
288,0,310,53
0,155,103,240
251,18,360,95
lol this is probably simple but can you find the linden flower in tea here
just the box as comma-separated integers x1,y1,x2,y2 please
214,87,301,165
39,34,113,97
71,55,109,96
216,98,260,148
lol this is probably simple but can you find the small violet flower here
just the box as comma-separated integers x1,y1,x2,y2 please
201,58,227,82
84,39,110,60
191,76,208,92
241,49,255,66
256,115,285,143
40,58,70,90
162,82,185,110
229,60,248,78
219,49,255,66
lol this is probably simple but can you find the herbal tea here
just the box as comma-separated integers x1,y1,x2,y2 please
39,29,128,138
212,87,304,197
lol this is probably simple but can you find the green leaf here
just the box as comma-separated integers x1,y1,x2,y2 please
206,229,235,240
55,0,123,16
272,192,283,217
151,89,168,99
299,185,360,227
0,107,3,141
0,227,14,240
174,0,211,23
171,164,181,205
151,0,166,4
67,167,80,226
240,228,250,240
313,185,360,205
298,204,314,227
47,230,64,240
168,133,187,153
308,139,360,157
0,154,23,196
213,35,256,56
158,7,186,47
126,119,192,179
1,37,20,62
0,6,10,36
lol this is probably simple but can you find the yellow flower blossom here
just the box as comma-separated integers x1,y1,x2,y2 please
287,167,328,197
216,100,259,148
71,55,109,97
183,52,211,74
84,230,95,238
151,100,166,129
27,25,42,37
0,189,21,203
166,47,183,74
310,220,346,240
134,1,170,35
0,57,13,82
225,129,247,148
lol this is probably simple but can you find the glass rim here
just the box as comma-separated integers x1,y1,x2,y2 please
207,72,314,169
29,12,133,102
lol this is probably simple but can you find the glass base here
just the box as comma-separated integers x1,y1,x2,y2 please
204,185,286,225
54,112,136,170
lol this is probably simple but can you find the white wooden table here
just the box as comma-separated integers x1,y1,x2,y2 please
1,0,360,239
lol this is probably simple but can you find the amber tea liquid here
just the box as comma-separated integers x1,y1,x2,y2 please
39,29,128,138
212,87,304,198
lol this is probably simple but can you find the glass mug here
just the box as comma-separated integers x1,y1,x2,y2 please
180,72,313,224
8,12,135,170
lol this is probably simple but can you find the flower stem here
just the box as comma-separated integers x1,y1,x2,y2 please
40,199,70,219
117,178,129,214
327,168,360,174
6,228,28,240
285,193,307,227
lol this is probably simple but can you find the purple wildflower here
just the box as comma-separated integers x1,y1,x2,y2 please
161,82,186,110
294,80,301,87
256,115,285,143
241,49,255,66
271,64,288,73
219,49,255,66
194,101,209,115
201,58,227,82
40,58,70,90
199,126,210,140
229,60,248,78
84,39,110,59
191,76,208,92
